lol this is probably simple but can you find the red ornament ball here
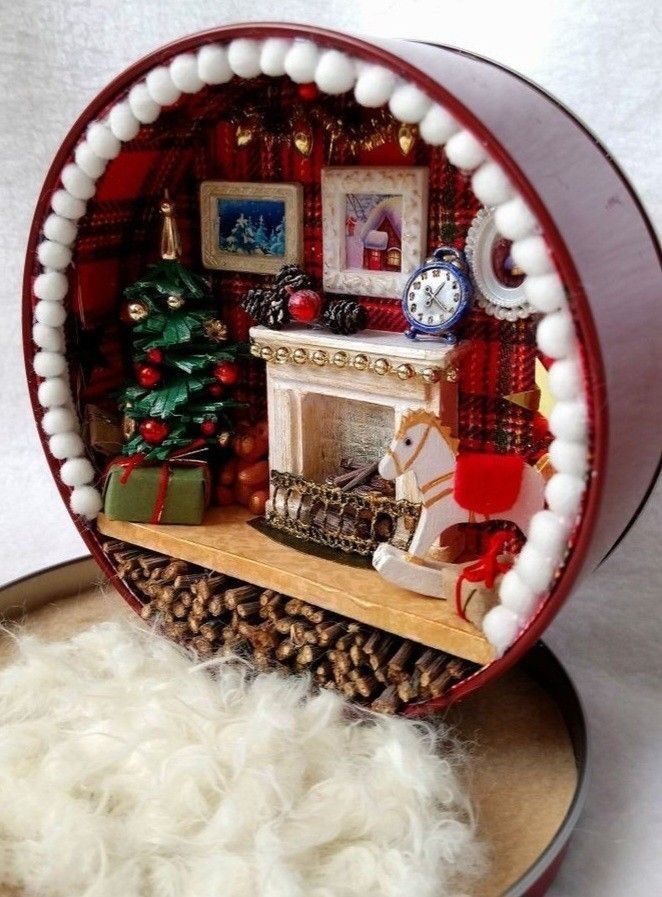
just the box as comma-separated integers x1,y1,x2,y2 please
287,288,323,323
139,418,169,444
146,347,164,364
200,419,217,437
213,360,239,386
298,82,319,102
208,383,223,397
136,364,162,388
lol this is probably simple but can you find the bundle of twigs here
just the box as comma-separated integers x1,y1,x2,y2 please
103,539,475,714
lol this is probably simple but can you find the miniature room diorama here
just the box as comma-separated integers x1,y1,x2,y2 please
31,45,589,716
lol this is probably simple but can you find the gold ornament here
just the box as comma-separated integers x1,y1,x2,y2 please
373,357,390,376
217,431,232,448
122,415,136,440
332,351,348,368
160,191,182,261
312,349,327,366
275,346,290,363
396,363,415,381
236,122,255,147
293,120,314,157
203,319,228,342
127,301,148,322
398,123,417,156
260,345,274,361
293,348,308,364
353,353,369,371
166,294,185,310
421,367,440,384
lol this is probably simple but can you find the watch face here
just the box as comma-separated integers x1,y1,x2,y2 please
405,266,463,330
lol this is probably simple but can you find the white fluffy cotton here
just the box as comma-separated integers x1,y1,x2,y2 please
0,623,484,897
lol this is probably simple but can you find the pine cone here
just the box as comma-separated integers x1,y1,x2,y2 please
274,265,313,299
322,299,368,336
242,287,290,330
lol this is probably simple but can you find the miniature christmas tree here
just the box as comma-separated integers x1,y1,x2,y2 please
118,195,245,461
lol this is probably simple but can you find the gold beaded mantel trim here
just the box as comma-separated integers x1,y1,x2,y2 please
249,338,458,384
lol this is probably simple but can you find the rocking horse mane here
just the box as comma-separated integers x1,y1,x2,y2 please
395,410,459,455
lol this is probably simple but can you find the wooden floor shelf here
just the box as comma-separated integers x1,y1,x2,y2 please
97,506,494,665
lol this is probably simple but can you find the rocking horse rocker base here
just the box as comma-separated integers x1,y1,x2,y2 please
374,410,547,615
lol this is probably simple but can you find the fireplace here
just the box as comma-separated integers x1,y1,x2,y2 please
250,325,460,504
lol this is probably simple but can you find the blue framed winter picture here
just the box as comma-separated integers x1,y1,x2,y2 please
200,181,304,274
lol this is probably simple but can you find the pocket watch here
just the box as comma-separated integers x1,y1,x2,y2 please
401,247,473,343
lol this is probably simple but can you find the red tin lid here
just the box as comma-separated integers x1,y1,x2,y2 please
22,23,662,710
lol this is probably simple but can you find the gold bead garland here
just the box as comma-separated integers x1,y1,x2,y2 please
250,339,455,383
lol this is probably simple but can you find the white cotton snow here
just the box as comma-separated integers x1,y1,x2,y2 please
0,622,485,897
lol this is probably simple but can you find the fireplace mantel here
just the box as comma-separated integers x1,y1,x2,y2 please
251,326,461,500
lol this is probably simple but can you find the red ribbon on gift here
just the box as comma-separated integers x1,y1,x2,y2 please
106,439,208,524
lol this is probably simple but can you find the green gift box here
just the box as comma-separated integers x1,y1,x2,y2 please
103,459,211,525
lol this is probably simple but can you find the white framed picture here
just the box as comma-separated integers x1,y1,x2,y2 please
200,180,304,275
321,166,429,299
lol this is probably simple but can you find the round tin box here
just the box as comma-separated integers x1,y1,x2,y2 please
19,22,661,894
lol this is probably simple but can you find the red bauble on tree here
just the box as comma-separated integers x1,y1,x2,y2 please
208,383,223,397
213,360,239,386
200,419,217,437
287,287,323,323
139,418,169,444
136,364,162,388
146,347,164,364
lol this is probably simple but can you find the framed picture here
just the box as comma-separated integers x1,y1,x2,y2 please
200,181,304,274
321,167,429,299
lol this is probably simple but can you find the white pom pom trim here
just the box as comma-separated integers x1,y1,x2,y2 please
109,101,141,142
33,323,65,353
495,195,538,240
354,65,397,108
146,67,181,106
60,457,95,487
228,38,263,79
61,163,95,201
37,240,72,270
128,83,161,124
389,82,432,123
34,271,68,302
284,40,320,84
86,122,121,160
197,44,233,84
50,189,86,220
42,407,78,435
70,485,104,519
35,300,67,327
315,50,356,95
30,35,590,628
471,162,515,206
37,377,71,408
49,431,85,460
169,53,204,94
74,142,107,179
444,130,487,171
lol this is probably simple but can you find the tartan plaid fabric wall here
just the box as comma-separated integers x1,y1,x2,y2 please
67,76,539,459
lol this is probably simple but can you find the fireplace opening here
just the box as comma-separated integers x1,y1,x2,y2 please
301,393,394,484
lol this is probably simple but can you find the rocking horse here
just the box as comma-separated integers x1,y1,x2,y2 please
373,409,546,601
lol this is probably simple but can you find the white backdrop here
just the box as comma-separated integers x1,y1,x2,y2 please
0,1,660,895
